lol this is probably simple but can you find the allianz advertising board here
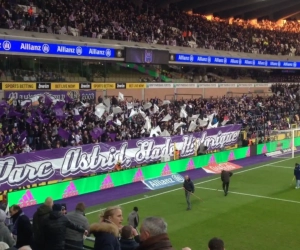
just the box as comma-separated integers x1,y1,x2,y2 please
142,174,184,190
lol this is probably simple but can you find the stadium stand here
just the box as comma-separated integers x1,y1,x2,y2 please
0,0,300,56
0,83,297,155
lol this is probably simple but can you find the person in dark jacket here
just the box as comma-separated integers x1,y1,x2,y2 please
221,170,233,196
9,205,33,249
32,197,53,250
183,175,195,210
127,207,139,229
136,217,174,250
119,225,139,250
90,206,123,250
294,163,300,189
42,204,87,250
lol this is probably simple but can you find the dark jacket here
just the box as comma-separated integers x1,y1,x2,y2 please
90,221,121,250
135,233,174,250
32,204,52,249
221,170,233,183
119,238,139,250
294,166,300,180
43,211,85,250
183,178,195,193
11,210,33,248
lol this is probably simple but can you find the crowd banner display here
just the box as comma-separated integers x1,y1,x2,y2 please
0,125,241,191
4,90,96,104
7,146,251,208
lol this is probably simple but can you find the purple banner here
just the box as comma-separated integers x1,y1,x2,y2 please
4,90,96,105
0,125,241,191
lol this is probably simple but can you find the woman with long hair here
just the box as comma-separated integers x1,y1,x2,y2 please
90,206,123,250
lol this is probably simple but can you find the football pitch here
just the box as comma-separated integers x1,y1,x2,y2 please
84,155,300,250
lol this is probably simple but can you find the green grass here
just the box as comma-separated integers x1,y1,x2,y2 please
84,156,300,250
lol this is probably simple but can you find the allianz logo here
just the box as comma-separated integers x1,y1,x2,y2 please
229,58,242,64
1,40,51,54
57,46,82,55
147,174,184,187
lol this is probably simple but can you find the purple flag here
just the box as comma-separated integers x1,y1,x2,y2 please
109,133,117,140
23,102,31,108
18,131,27,145
65,94,73,103
58,128,70,140
90,128,103,140
54,101,65,109
0,101,9,108
26,117,33,125
73,115,81,122
8,110,22,118
44,95,53,106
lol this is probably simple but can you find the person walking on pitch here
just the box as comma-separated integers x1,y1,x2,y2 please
221,170,233,196
294,163,300,189
183,175,195,210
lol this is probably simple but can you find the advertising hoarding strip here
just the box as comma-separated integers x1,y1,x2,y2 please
7,145,250,207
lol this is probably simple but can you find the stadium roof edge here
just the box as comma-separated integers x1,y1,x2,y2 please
0,29,299,61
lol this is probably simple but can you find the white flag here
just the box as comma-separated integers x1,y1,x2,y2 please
162,100,170,105
180,108,187,118
153,104,159,113
143,102,152,110
174,122,186,131
198,119,209,127
114,119,122,126
188,121,197,132
162,114,172,122
113,106,123,114
105,113,114,123
118,92,124,101
127,102,134,110
161,130,170,136
208,122,219,129
138,108,146,118
144,117,152,131
129,109,138,118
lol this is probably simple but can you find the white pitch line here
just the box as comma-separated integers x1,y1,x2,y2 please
86,156,299,215
268,165,294,169
195,186,300,204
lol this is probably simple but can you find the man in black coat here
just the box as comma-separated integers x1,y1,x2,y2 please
32,197,53,250
221,170,233,196
42,204,88,250
183,175,195,210
9,205,33,248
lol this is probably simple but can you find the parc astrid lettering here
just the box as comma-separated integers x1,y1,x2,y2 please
0,125,241,189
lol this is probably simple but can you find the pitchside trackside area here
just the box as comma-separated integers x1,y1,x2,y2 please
84,155,300,250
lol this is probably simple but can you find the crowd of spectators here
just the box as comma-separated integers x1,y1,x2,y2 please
0,197,225,250
0,83,298,156
12,69,65,82
1,0,300,55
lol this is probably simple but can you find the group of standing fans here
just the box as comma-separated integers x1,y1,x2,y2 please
0,196,226,250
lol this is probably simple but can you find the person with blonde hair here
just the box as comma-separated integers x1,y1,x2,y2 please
90,206,123,250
